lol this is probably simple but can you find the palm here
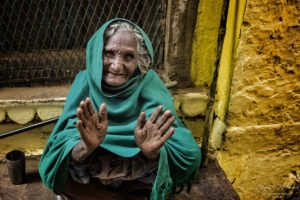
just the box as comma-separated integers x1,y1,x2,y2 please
76,98,108,150
134,106,175,160
134,122,162,158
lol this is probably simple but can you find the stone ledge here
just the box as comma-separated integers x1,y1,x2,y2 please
0,86,68,124
224,122,300,156
0,86,208,158
227,122,300,134
174,93,208,117
0,99,65,124
0,86,208,124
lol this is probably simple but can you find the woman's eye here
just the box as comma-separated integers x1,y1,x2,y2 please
104,51,114,58
125,54,134,61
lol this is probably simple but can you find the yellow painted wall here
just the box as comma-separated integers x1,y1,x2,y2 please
213,0,300,199
191,0,246,121
190,0,223,86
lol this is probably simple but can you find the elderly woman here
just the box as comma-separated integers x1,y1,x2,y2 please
39,18,201,200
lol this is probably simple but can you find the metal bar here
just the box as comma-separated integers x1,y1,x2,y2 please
123,0,134,17
0,117,59,139
129,0,140,20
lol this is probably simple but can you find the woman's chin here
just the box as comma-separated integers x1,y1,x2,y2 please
103,79,126,87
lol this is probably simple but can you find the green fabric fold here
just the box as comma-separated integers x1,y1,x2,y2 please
39,18,201,198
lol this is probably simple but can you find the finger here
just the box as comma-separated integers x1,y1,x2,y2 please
77,107,88,125
156,110,172,128
76,120,85,136
160,127,175,143
77,120,89,142
98,103,107,122
159,116,175,135
86,97,96,115
148,105,163,123
136,112,147,130
80,101,90,120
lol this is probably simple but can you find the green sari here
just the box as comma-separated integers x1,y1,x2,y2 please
39,18,201,200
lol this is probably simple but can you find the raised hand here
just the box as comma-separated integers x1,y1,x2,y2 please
76,98,108,150
134,105,175,160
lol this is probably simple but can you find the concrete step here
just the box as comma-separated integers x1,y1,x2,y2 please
0,86,208,158
0,86,69,124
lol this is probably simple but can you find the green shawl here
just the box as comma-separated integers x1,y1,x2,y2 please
39,18,201,199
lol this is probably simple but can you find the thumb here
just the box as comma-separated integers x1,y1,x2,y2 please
136,112,146,130
99,103,107,122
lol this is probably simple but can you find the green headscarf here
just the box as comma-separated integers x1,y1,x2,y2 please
39,18,201,199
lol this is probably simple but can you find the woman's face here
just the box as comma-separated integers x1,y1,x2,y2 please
103,30,138,87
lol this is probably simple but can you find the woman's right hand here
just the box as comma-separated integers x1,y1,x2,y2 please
134,105,175,160
76,98,108,150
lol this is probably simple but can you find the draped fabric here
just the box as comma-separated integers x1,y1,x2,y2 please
39,18,201,199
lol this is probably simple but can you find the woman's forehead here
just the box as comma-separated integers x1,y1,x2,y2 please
105,31,137,50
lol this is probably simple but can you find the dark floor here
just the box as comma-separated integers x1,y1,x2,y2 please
0,156,240,200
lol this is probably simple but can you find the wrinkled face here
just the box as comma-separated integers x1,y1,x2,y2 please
102,30,138,87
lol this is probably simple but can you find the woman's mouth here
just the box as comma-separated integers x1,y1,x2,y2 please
105,71,126,76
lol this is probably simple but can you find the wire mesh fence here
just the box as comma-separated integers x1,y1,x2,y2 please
0,0,165,87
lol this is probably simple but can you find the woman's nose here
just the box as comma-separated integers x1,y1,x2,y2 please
111,57,123,71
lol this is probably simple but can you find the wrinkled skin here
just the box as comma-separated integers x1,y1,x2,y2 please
74,30,175,160
102,30,138,87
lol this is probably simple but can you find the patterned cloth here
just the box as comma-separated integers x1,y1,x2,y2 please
69,147,158,187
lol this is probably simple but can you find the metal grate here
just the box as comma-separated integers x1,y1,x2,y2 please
0,0,165,87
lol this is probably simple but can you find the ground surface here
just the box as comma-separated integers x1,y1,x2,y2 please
0,156,240,200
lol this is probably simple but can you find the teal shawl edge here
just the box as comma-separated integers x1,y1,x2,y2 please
38,18,202,198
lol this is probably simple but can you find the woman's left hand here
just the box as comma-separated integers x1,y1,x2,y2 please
134,105,175,160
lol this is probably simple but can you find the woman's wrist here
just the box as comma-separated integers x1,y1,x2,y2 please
71,140,97,163
141,150,160,160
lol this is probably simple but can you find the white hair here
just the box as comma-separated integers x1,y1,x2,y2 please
104,21,151,73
